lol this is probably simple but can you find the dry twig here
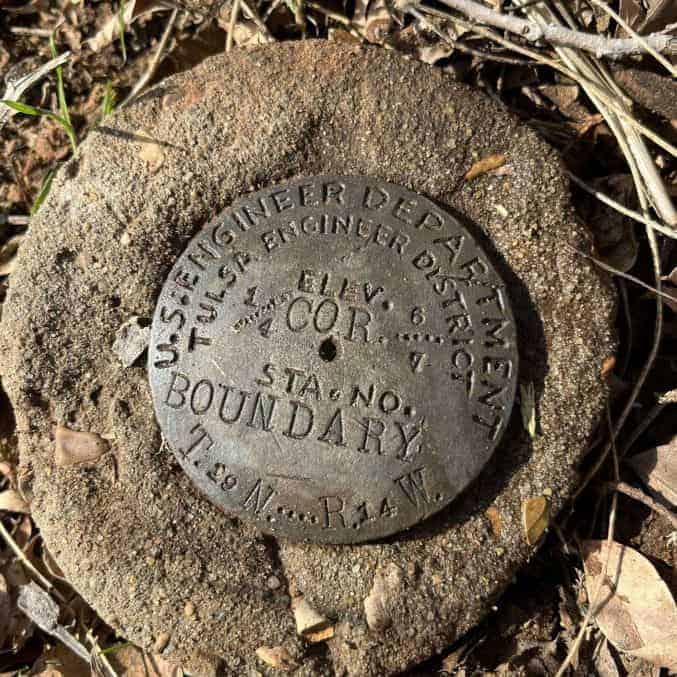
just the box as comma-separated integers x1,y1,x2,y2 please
603,481,677,530
0,51,71,132
428,0,677,58
120,8,179,108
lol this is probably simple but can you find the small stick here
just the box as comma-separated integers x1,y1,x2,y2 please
566,171,677,239
415,5,677,160
556,406,619,677
407,7,533,65
569,245,676,305
432,0,677,58
9,26,52,36
588,0,676,77
604,481,677,529
0,214,30,226
120,8,178,107
240,0,275,40
0,521,56,596
226,0,242,51
619,401,666,457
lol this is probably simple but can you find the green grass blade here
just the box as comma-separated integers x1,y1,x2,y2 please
49,30,72,129
0,100,48,117
101,81,116,118
30,168,56,216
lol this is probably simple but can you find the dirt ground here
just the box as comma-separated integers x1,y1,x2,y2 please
0,0,675,675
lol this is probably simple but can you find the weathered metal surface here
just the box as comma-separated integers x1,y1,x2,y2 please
148,176,519,543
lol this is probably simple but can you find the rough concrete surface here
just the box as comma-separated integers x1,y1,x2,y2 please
0,41,616,675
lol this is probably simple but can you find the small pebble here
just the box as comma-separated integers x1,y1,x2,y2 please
267,575,281,590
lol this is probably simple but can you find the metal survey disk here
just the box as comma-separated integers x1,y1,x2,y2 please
148,176,519,543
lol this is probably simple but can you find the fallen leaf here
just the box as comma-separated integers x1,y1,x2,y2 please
0,488,29,513
619,0,644,29
54,425,110,466
626,439,677,508
88,0,167,52
30,644,90,677
464,154,507,181
639,0,677,33
0,573,11,646
0,235,23,276
589,175,638,274
255,646,297,671
485,505,502,536
106,645,184,677
582,539,677,670
601,356,616,378
522,495,549,545
595,637,621,677
353,0,392,43
417,44,454,65
539,84,580,113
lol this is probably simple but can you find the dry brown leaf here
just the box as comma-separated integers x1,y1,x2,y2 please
589,175,638,274
30,644,90,677
601,356,616,378
107,645,185,676
88,0,167,52
582,540,677,670
639,0,677,33
255,646,297,671
627,439,677,508
464,154,507,181
0,573,11,647
0,235,23,276
595,638,621,677
54,425,110,466
417,44,454,65
0,488,29,514
522,495,549,545
353,0,392,43
539,84,581,113
485,505,502,536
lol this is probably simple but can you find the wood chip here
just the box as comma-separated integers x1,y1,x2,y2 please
304,625,335,643
464,154,507,181
291,596,330,636
364,563,404,631
255,646,297,671
54,426,109,466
